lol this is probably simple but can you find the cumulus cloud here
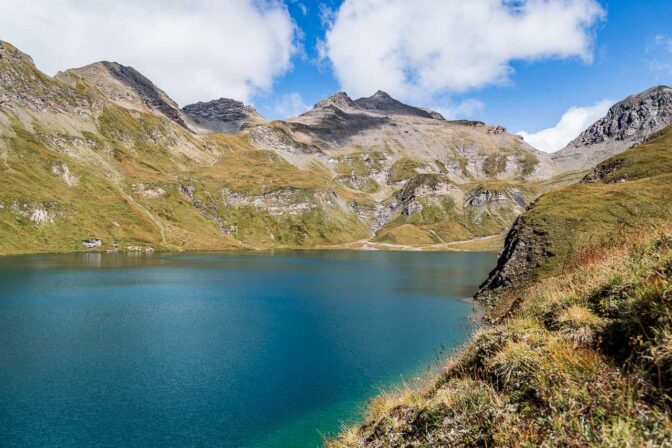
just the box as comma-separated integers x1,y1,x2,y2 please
321,0,605,102
273,92,310,118
517,100,613,152
0,0,298,105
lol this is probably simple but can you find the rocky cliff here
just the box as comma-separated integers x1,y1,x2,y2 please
552,85,672,171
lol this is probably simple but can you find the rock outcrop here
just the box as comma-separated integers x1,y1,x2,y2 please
478,124,672,302
552,85,672,171
475,213,550,302
182,98,265,134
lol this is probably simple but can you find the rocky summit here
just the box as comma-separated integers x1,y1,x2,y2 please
552,85,672,171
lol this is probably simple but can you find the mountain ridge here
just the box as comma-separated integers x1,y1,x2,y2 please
0,40,556,255
552,85,672,171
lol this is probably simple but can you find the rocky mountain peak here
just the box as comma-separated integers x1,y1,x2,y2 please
305,90,444,121
552,85,672,170
571,85,671,147
312,91,356,111
182,97,264,134
56,60,187,128
184,97,258,115
372,90,392,99
354,90,443,120
1,40,89,113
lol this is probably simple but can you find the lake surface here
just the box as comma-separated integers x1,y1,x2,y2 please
0,250,496,448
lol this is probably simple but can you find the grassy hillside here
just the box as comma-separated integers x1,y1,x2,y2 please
328,126,672,446
478,125,672,297
0,107,373,254
371,177,546,250
0,112,244,253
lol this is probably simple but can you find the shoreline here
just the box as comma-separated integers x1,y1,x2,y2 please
0,233,505,258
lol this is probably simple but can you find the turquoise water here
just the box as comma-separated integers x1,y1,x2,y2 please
0,250,495,447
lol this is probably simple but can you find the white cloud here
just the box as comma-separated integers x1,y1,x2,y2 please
517,100,613,152
321,0,605,103
0,0,298,105
273,92,310,118
649,34,672,75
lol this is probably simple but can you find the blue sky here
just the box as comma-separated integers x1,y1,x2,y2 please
1,0,671,151
253,0,672,150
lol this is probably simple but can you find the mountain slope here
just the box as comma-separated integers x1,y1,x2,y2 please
56,61,191,128
274,90,556,184
240,91,558,247
552,85,672,171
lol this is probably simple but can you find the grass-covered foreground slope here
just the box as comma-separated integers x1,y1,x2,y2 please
328,127,672,446
329,230,672,447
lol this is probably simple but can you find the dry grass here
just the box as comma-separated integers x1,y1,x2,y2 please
328,229,672,447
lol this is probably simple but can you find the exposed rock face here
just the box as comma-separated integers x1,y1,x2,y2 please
464,186,527,220
475,213,551,303
222,187,339,217
11,202,61,225
132,183,166,199
386,173,463,223
313,91,357,111
99,62,187,127
553,85,672,171
580,158,626,184
0,41,35,66
182,98,264,134
51,162,79,187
